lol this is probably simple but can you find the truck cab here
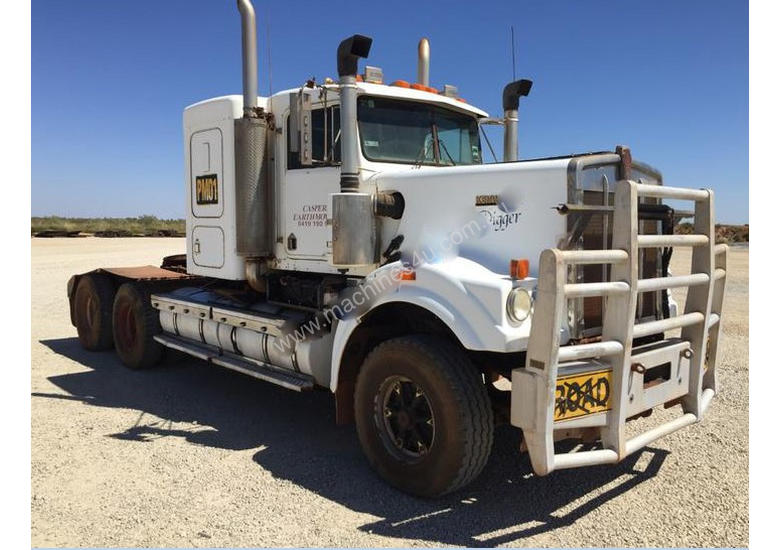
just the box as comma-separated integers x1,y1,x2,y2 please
184,80,490,279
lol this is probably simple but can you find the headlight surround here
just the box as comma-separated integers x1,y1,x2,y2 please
507,287,532,323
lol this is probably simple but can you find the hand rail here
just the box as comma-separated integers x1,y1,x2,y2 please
637,234,709,248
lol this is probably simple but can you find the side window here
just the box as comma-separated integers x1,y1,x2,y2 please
287,106,341,170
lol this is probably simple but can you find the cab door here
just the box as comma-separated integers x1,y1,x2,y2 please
283,104,341,260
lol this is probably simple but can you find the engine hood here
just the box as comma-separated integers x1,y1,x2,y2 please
373,159,572,276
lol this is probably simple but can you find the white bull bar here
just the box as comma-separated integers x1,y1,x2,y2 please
511,180,728,475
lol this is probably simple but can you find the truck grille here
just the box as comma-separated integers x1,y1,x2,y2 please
579,190,662,336
565,155,665,340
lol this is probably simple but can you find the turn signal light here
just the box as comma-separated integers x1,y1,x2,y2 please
510,259,529,279
399,268,416,281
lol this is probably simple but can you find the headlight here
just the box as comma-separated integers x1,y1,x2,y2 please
507,288,532,323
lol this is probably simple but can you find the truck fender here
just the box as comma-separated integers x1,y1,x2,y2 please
328,257,530,393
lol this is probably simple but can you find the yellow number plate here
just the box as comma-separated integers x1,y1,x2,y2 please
554,369,612,421
195,174,219,205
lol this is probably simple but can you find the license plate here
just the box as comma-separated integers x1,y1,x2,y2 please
554,369,612,421
195,174,219,205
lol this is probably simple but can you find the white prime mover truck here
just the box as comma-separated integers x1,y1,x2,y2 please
67,0,728,497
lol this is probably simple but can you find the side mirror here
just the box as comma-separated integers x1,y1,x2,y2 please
288,91,313,166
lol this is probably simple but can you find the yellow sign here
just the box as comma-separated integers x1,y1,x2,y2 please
195,174,219,205
554,369,612,421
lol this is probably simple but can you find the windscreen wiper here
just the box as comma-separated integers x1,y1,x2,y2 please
438,139,456,166
414,134,434,167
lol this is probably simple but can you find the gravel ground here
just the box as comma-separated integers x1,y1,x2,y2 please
31,238,748,547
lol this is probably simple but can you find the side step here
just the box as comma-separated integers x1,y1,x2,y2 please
154,334,314,392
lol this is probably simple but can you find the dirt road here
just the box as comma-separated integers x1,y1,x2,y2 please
31,238,748,547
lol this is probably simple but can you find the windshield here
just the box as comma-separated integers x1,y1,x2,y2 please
357,96,482,166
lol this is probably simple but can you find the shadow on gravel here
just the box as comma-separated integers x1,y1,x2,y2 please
38,336,669,547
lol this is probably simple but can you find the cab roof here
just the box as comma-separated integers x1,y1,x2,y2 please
272,81,489,118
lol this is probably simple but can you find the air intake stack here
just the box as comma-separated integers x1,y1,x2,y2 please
331,34,377,267
502,79,533,162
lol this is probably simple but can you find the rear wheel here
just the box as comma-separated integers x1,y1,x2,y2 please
73,274,115,351
112,282,164,369
354,334,494,497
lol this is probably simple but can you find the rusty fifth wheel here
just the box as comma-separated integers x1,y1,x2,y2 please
73,273,115,351
112,282,164,370
354,335,494,497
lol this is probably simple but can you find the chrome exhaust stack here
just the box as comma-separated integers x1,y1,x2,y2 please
234,0,270,258
237,0,259,117
332,34,376,267
417,38,430,87
502,79,532,161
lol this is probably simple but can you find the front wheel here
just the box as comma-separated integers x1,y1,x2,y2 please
354,335,494,497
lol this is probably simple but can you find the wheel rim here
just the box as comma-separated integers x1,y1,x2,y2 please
115,300,138,351
85,294,98,328
76,286,100,337
376,376,435,461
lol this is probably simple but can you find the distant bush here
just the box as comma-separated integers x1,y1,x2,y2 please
675,222,748,244
31,216,185,237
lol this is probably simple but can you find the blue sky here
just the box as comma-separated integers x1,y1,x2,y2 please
32,0,748,223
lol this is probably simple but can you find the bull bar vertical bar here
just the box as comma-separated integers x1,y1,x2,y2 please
511,180,728,475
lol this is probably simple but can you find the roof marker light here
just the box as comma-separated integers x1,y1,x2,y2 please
411,83,438,93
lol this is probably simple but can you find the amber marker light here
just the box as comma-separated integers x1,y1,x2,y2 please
399,268,416,281
510,258,529,279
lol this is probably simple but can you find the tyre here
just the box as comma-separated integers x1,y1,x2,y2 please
354,334,494,497
112,282,164,369
73,273,115,351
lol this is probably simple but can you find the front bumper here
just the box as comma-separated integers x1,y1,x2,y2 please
510,180,728,475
